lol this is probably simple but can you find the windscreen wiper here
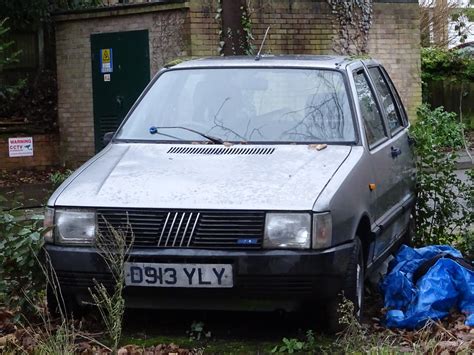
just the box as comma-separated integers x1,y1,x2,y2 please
149,126,224,144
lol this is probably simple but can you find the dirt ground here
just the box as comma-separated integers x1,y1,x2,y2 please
0,167,57,188
1,290,473,354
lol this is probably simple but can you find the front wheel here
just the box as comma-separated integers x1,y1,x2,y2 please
326,237,365,333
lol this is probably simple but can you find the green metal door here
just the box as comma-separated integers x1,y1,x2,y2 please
91,30,150,151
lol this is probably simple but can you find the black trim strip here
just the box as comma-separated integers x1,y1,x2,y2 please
372,193,415,238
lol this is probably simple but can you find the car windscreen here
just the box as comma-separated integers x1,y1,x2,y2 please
116,68,356,143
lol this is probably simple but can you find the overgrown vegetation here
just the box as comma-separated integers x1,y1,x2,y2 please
216,0,255,56
271,298,473,353
1,0,102,133
186,321,212,342
0,70,58,133
89,223,134,353
421,47,474,84
410,105,473,257
421,47,474,131
1,0,103,28
0,193,46,313
0,18,24,101
50,168,73,190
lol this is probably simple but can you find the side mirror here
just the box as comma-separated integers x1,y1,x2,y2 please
103,131,115,146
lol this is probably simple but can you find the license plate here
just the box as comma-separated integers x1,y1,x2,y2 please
124,262,233,288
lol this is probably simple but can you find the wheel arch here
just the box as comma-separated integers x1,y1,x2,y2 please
355,213,373,268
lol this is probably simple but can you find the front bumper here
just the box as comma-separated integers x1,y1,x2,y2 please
45,242,354,312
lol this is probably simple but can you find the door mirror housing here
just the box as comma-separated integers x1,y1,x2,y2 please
103,131,115,146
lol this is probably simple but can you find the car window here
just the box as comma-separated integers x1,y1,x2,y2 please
368,67,403,133
116,68,356,143
353,70,387,147
379,66,408,126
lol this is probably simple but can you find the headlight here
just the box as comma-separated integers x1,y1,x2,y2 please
43,207,54,243
312,213,332,249
264,213,311,249
55,209,96,245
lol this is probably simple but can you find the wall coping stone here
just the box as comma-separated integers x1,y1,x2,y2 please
53,1,189,22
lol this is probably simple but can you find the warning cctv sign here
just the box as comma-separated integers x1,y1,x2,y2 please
8,137,34,157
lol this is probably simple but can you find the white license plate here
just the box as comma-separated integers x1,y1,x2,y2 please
124,262,233,288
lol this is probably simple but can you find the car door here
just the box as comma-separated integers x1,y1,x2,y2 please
367,65,416,242
352,67,400,259
374,65,416,203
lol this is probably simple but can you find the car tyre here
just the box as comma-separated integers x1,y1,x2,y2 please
326,236,364,333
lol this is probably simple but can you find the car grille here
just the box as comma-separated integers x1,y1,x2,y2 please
97,209,265,249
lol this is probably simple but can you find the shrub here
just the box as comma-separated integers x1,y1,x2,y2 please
0,193,47,312
410,105,473,252
50,169,73,190
421,47,474,84
0,70,58,134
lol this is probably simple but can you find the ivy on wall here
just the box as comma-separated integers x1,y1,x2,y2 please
240,2,255,56
216,0,224,55
216,0,255,56
216,0,373,57
327,0,373,55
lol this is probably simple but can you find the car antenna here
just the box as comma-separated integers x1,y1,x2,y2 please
255,26,270,61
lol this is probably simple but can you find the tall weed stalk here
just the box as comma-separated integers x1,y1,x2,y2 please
89,220,134,353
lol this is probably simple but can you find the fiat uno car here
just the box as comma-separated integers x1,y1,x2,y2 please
44,55,416,327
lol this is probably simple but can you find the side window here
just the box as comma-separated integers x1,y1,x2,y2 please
368,67,403,133
353,70,387,147
380,66,408,126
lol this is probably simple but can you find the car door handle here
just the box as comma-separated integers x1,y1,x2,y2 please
391,146,402,158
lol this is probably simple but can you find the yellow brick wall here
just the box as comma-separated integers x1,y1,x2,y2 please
188,0,421,121
368,2,421,121
55,7,188,165
55,1,421,165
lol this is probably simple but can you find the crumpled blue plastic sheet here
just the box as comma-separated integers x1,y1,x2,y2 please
380,245,473,329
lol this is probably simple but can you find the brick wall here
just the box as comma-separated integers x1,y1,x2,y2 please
0,134,59,170
54,3,189,165
368,2,421,121
55,0,420,165
188,0,334,57
189,0,420,119
250,1,334,55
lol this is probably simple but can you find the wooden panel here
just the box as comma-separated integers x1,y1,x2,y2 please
5,31,38,70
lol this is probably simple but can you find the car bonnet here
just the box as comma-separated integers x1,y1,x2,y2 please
52,143,352,211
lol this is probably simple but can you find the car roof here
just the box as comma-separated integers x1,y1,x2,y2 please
169,55,379,70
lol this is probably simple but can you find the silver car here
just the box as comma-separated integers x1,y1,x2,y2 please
44,56,416,328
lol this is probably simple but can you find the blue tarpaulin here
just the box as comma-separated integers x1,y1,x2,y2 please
380,245,474,329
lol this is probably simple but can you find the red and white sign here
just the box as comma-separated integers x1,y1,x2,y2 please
8,137,34,157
